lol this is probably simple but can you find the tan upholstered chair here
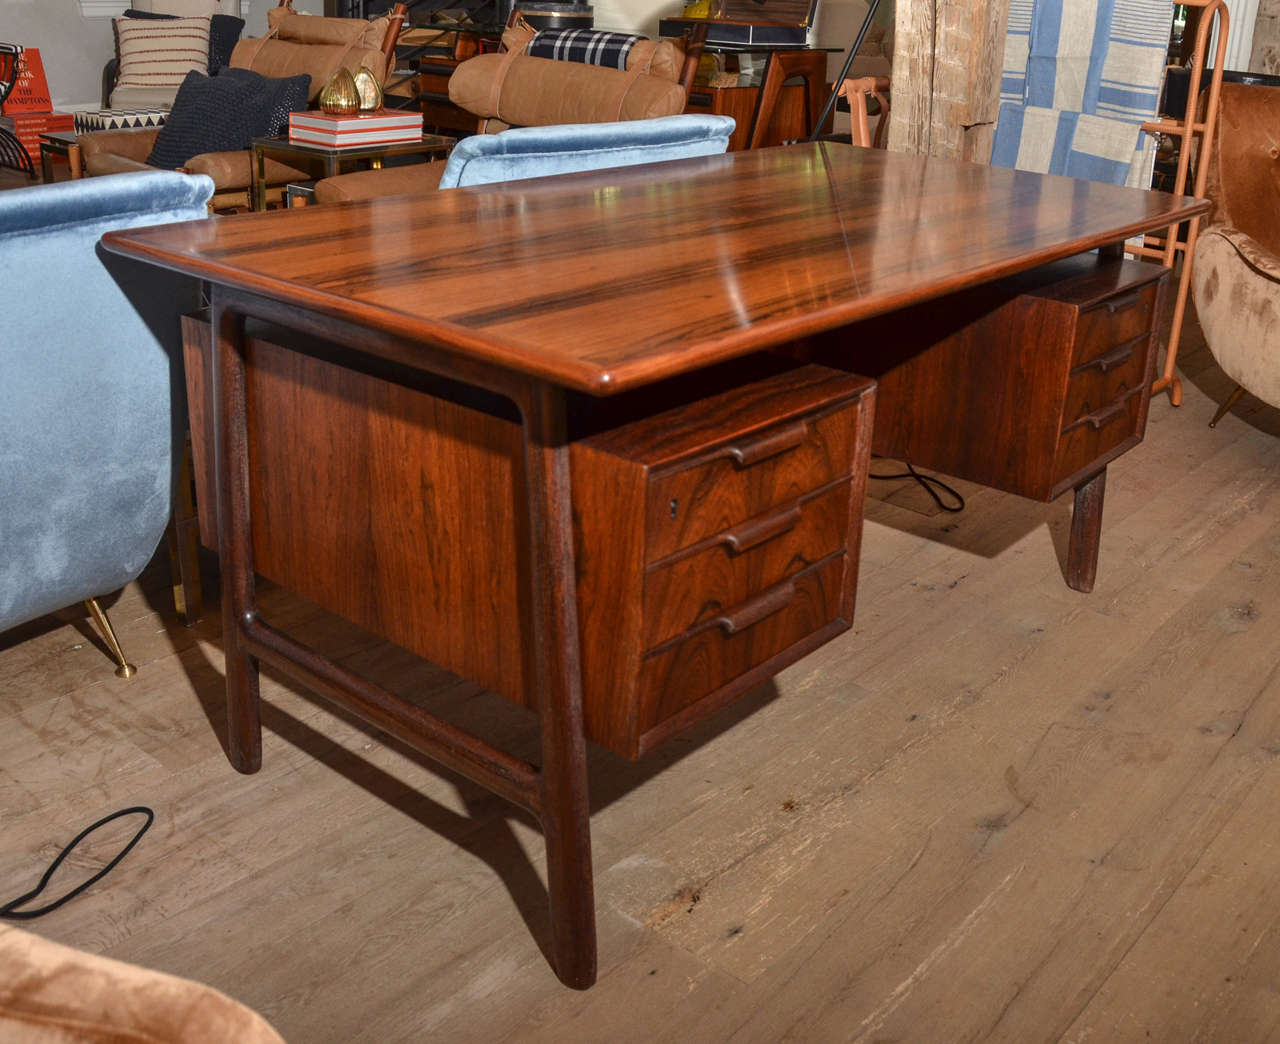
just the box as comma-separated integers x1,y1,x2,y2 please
1190,83,1280,426
79,0,407,211
313,20,688,204
0,925,284,1043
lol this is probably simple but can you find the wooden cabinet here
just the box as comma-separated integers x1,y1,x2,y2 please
684,83,811,151
182,318,874,760
414,58,481,136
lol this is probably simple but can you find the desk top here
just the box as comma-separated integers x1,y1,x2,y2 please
103,142,1208,394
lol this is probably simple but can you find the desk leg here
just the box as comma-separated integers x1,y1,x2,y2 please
211,298,263,772
253,148,266,212
1067,468,1106,594
519,380,596,990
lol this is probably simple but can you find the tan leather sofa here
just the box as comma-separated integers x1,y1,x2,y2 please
79,1,406,212
314,21,687,204
1190,82,1280,422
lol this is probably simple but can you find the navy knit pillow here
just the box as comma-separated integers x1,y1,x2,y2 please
120,10,244,73
218,67,311,137
207,14,245,72
146,68,310,170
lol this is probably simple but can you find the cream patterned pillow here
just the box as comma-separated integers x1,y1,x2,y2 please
114,15,211,102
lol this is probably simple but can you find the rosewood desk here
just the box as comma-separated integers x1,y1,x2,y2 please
102,143,1208,989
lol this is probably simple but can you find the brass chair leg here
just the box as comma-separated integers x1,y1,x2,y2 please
84,598,137,679
1209,384,1246,428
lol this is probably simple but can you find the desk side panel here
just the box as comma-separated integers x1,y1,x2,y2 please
186,318,531,707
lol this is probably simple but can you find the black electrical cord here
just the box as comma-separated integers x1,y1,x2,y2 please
869,459,966,514
1,807,154,921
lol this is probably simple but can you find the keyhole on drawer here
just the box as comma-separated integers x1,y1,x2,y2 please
669,498,679,520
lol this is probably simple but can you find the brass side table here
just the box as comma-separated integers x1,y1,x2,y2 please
250,132,456,211
39,130,83,182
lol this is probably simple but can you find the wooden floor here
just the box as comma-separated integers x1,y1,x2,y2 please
4,313,1280,1042
0,167,41,192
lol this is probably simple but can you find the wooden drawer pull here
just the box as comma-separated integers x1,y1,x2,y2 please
725,421,808,468
720,505,803,556
1103,290,1144,316
1076,399,1129,432
1075,340,1136,374
715,581,796,635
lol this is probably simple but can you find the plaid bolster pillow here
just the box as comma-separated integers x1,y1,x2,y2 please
527,29,643,71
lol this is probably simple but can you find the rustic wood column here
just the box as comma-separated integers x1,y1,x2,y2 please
887,0,1011,162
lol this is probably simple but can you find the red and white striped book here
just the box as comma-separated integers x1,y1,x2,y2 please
287,110,424,148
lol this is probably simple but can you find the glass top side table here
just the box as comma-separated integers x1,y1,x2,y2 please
250,132,456,211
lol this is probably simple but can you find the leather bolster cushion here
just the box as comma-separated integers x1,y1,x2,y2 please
229,38,390,103
79,127,160,174
268,6,392,49
314,162,447,204
85,152,155,176
449,54,686,126
500,22,684,82
183,150,308,191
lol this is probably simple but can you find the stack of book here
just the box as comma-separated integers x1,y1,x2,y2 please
287,110,424,148
3,47,74,169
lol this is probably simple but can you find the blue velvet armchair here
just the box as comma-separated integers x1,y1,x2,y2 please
0,171,213,676
313,114,737,202
436,114,737,189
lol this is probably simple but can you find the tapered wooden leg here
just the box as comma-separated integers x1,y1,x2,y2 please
166,435,203,627
1067,469,1106,594
748,53,788,149
1209,384,1245,428
211,296,262,774
520,380,596,990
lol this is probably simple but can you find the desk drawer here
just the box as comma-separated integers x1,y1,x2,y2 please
1071,283,1158,367
640,552,848,733
645,405,859,561
642,480,850,648
1062,332,1149,431
1054,385,1144,484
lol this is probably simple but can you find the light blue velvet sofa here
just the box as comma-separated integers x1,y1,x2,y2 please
0,170,213,675
314,114,737,202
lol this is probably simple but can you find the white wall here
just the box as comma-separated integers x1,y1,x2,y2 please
3,0,118,110
2,0,326,110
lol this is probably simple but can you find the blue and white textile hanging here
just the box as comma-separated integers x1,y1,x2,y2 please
992,0,1171,187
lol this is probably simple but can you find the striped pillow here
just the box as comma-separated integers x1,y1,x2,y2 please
114,16,210,97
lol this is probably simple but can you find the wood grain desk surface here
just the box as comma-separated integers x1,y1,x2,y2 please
103,143,1209,394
